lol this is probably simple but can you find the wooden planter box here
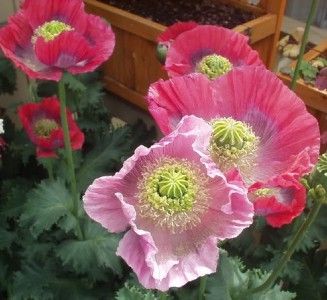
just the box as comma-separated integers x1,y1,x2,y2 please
85,0,286,109
278,40,327,152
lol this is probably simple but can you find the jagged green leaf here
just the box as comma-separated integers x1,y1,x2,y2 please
76,126,132,192
62,73,86,93
116,283,158,300
11,261,99,300
56,220,122,276
20,180,76,237
206,252,296,300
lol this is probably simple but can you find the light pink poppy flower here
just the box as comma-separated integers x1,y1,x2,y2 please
147,67,320,184
83,116,253,291
165,25,263,79
0,0,115,81
249,174,306,228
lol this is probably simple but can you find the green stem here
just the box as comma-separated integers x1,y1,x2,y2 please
198,276,207,300
159,292,168,300
290,0,319,91
44,158,54,181
28,79,38,102
249,200,322,295
58,79,83,240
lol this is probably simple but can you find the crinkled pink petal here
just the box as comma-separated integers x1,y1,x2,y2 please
34,31,92,68
250,175,306,228
117,227,218,291
147,73,217,135
165,25,263,77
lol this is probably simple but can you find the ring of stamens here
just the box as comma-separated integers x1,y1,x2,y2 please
33,20,73,43
34,118,59,138
210,117,259,173
137,157,209,233
196,54,233,79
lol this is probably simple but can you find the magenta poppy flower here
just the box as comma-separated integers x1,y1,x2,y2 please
249,175,306,228
147,67,320,184
157,21,198,47
18,97,84,158
0,0,115,81
165,25,263,79
83,116,253,291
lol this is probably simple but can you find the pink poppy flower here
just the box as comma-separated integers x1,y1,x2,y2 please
157,21,198,47
83,116,253,291
0,0,115,81
165,25,263,79
249,175,306,228
18,97,84,158
147,67,320,184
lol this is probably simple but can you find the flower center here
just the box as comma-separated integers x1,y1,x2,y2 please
196,54,233,79
137,157,209,233
210,117,259,173
254,188,274,197
34,118,59,137
34,20,73,42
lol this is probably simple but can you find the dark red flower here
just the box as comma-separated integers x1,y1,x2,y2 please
249,175,306,228
18,97,84,158
0,0,115,81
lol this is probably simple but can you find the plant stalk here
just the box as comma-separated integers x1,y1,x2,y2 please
58,79,83,240
290,0,319,91
198,276,207,300
248,200,322,295
44,158,54,181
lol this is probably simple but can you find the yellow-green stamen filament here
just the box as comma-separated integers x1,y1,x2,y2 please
196,54,233,79
34,20,73,42
34,119,59,137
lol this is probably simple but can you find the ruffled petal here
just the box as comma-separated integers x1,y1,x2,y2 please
34,31,92,68
147,73,216,134
117,227,218,291
22,0,85,30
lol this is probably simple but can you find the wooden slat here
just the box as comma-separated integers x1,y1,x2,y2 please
278,73,327,113
104,76,148,110
234,14,276,44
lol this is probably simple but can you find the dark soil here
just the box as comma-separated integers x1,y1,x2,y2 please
100,0,257,28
